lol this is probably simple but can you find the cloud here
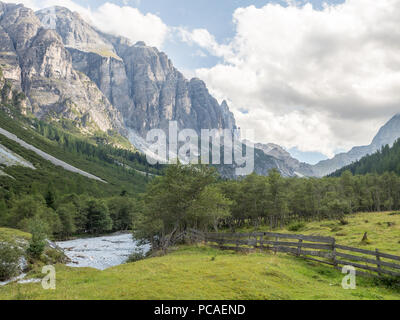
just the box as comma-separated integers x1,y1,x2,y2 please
180,0,400,157
89,3,168,48
13,0,168,48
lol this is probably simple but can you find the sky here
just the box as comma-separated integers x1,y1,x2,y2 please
12,0,400,164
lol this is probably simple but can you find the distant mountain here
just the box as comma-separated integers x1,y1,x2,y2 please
253,143,314,177
331,138,400,177
311,114,400,177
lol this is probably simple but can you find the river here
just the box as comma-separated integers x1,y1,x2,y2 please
56,233,150,270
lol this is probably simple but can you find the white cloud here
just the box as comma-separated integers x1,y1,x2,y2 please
89,3,168,48
181,0,400,157
13,0,168,48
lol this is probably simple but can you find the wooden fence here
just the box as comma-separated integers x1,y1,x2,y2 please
186,229,400,278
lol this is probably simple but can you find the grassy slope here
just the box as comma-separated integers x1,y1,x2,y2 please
0,246,398,300
0,227,31,243
1,212,400,300
238,211,400,256
0,111,151,196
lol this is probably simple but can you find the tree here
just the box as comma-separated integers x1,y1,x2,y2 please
56,203,77,239
107,197,139,231
268,169,288,217
85,199,112,234
133,163,230,249
26,217,48,260
0,241,22,281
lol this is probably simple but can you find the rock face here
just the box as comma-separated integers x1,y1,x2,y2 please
254,143,315,177
311,114,400,177
0,3,124,135
35,6,236,138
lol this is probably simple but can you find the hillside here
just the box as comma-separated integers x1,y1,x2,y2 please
0,96,164,239
331,140,400,177
311,115,400,177
240,211,400,257
0,108,158,197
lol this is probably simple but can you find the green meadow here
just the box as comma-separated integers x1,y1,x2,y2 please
0,212,399,300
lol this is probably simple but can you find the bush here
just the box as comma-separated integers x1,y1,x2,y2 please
26,218,48,260
288,222,306,232
372,276,400,291
127,250,146,263
0,242,22,281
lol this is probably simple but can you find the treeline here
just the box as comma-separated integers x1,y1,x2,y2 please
221,170,400,226
132,164,400,249
0,191,139,240
3,162,400,245
34,119,162,175
332,139,400,176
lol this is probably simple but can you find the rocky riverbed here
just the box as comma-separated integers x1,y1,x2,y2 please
56,233,150,270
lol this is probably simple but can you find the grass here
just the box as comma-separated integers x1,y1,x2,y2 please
0,109,151,197
0,227,31,243
237,211,400,256
280,212,400,256
0,244,399,300
1,212,400,300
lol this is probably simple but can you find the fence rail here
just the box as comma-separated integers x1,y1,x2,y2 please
186,229,400,278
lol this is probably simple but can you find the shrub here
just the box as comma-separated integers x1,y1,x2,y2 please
0,242,22,281
26,218,48,260
288,222,305,232
127,250,146,263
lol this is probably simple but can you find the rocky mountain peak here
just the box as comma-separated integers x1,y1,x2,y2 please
134,41,146,47
36,6,119,60
371,114,400,148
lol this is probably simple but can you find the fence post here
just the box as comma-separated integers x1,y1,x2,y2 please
376,249,382,276
274,237,278,255
332,239,338,267
297,239,303,257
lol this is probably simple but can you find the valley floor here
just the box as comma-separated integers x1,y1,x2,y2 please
0,212,399,300
0,245,399,300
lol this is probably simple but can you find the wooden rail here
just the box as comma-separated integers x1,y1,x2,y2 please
186,229,400,278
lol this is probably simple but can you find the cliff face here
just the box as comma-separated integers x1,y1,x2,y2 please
0,3,124,135
35,6,236,139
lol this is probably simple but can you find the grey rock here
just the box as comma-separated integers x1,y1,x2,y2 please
36,5,237,138
0,2,125,135
254,142,315,177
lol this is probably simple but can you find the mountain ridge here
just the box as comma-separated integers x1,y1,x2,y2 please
311,114,400,177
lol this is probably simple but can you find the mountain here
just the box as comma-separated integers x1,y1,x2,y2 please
311,114,400,177
331,138,400,177
253,142,314,177
0,2,313,178
35,6,236,138
0,3,125,136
